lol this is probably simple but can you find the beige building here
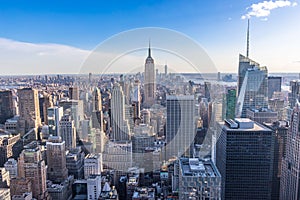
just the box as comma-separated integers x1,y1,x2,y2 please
18,88,41,135
18,142,48,200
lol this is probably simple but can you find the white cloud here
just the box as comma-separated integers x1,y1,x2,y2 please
0,38,91,75
241,0,297,19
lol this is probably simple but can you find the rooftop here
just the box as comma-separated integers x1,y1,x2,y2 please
223,118,271,132
180,158,220,178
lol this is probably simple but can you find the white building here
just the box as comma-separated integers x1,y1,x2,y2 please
87,175,101,200
84,154,102,179
59,114,76,149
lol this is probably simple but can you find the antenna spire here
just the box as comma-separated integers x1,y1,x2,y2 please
246,19,250,58
148,39,151,58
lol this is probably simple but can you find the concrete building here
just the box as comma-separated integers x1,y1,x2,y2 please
131,80,141,120
66,147,84,179
84,154,102,179
264,120,289,200
47,106,63,136
46,176,73,200
174,158,221,199
0,132,20,167
18,142,48,200
46,136,68,183
0,90,14,124
102,141,132,173
288,80,300,108
280,103,300,199
10,178,32,198
18,88,41,135
87,174,101,200
4,158,18,179
216,118,274,200
0,167,10,187
166,95,195,159
246,108,278,124
111,83,130,141
268,76,281,99
59,114,76,149
69,86,79,100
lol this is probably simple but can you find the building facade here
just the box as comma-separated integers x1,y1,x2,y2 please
216,118,274,200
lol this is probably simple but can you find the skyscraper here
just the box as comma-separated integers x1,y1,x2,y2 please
268,76,282,99
18,142,48,200
46,136,68,183
18,88,41,135
166,95,195,159
144,43,156,107
288,80,300,108
111,83,130,141
225,88,236,119
216,118,274,200
280,103,300,199
69,86,79,100
0,90,14,124
92,87,104,130
59,114,76,149
131,80,141,121
47,106,63,136
236,54,268,117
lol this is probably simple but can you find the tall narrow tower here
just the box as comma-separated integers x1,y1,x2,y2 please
144,42,156,107
111,83,130,141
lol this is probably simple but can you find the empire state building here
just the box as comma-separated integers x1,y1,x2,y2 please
144,43,156,107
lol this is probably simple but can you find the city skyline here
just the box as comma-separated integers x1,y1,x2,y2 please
0,0,299,75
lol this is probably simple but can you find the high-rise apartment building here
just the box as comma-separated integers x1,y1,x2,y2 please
216,118,274,200
0,90,14,124
166,95,195,159
280,103,300,199
46,136,68,183
144,43,156,107
111,83,130,141
18,142,48,200
18,88,41,135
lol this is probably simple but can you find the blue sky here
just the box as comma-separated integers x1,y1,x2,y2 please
0,0,299,74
